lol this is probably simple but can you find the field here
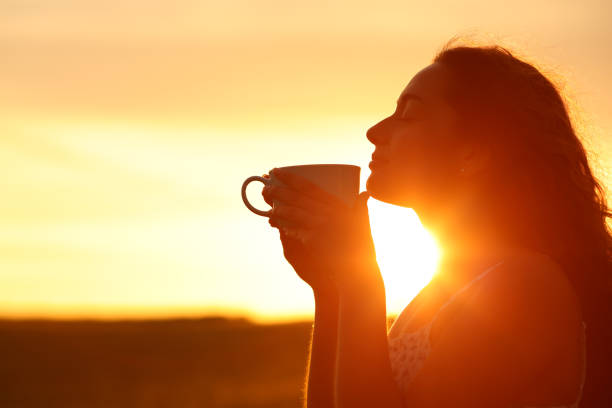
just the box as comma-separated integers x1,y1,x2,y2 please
0,316,396,408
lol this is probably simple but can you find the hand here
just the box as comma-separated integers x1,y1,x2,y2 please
262,168,383,295
261,173,338,293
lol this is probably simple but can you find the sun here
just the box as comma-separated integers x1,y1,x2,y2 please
367,199,442,318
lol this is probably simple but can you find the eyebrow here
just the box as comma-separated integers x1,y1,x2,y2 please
396,93,424,106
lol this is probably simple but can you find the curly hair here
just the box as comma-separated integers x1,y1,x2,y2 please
433,39,612,407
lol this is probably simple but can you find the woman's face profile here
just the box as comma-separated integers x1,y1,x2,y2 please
366,62,466,212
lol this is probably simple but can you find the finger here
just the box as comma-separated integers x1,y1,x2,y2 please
352,191,371,213
270,169,348,210
265,186,334,216
280,226,302,241
262,185,274,207
260,173,274,206
262,185,272,206
271,205,329,230
269,217,301,234
269,213,302,231
268,216,279,228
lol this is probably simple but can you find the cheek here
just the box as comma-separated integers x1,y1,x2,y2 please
388,126,458,189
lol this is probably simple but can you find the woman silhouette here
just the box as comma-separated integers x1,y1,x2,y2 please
261,40,612,408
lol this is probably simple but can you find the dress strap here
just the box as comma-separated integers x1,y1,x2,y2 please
574,320,587,407
435,260,506,317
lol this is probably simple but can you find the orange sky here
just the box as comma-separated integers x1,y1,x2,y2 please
1,0,611,323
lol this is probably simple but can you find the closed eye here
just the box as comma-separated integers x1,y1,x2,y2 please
393,104,421,122
392,110,418,122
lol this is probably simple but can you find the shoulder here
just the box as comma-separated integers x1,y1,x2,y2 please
467,249,582,347
484,249,571,293
475,249,581,326
402,249,583,406
457,250,583,397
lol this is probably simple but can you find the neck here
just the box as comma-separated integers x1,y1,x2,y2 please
416,190,520,290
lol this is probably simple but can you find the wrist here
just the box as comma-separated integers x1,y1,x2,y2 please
338,279,385,304
338,276,387,324
334,262,384,295
312,284,339,304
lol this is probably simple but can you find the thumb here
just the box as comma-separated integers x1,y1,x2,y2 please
352,191,371,214
353,191,370,210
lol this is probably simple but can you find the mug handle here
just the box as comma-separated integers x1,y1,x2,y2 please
241,176,273,217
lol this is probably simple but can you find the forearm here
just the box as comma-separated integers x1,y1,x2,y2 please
304,288,340,408
335,276,404,408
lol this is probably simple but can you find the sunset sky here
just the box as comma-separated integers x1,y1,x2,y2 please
1,0,611,323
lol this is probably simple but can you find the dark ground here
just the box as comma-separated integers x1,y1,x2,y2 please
0,316,397,408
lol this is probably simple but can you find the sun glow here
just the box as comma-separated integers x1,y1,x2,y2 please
2,0,610,323
368,199,442,317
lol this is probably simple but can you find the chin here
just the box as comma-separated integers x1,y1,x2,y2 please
366,173,416,209
366,174,400,206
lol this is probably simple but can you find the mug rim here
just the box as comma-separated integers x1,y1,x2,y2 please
278,164,360,170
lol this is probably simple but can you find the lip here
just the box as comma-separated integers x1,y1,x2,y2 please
372,151,389,162
369,160,387,170
371,153,389,162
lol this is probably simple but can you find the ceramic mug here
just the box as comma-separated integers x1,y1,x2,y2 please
241,164,361,239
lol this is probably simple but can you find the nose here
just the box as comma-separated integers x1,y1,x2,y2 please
366,116,392,146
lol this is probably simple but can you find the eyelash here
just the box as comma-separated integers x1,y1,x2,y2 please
393,112,415,122
392,105,417,121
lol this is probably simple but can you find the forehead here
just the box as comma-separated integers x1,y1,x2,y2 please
397,62,453,109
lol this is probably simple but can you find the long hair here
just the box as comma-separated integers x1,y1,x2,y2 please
433,40,612,407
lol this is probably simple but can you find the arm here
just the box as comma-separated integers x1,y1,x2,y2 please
335,270,405,408
304,288,340,408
